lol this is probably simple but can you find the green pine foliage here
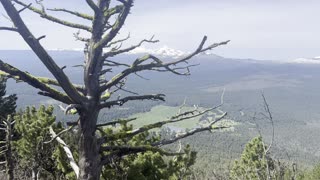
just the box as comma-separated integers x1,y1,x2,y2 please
52,124,79,180
0,77,17,119
99,122,197,180
230,136,273,180
298,164,320,180
13,105,58,178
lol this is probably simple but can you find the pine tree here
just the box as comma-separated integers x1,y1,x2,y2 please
0,76,17,119
230,136,273,180
99,122,197,180
13,105,57,180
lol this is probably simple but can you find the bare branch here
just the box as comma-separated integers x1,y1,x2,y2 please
36,35,46,41
100,37,229,92
99,90,226,144
17,3,32,13
0,61,72,104
152,112,228,147
97,0,133,48
105,32,130,48
63,104,81,115
0,27,17,32
0,0,86,103
99,94,165,109
103,59,130,67
48,126,79,178
44,125,76,144
100,145,183,156
261,92,274,153
124,104,224,139
47,8,93,20
86,0,99,13
12,0,92,32
103,35,159,58
0,68,84,94
103,4,124,23
96,117,137,127
114,84,139,95
73,31,90,42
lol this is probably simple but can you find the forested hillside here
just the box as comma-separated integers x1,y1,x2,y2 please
2,50,320,179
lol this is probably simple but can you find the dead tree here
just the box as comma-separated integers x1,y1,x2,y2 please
0,116,14,180
0,0,229,179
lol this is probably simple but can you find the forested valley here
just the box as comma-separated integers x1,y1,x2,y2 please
0,0,319,180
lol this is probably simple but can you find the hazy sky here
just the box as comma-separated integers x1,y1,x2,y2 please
0,0,319,60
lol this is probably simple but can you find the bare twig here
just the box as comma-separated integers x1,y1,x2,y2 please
12,0,92,32
44,125,76,144
48,126,79,178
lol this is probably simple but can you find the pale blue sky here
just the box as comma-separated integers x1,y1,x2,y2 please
0,0,319,60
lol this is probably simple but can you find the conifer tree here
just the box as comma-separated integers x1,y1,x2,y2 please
0,77,17,119
230,136,274,180
13,105,57,180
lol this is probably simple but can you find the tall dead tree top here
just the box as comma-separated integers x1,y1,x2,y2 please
0,0,229,109
0,1,230,178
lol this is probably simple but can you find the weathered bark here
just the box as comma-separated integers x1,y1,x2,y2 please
78,108,101,180
0,1,230,179
31,168,39,180
5,118,13,180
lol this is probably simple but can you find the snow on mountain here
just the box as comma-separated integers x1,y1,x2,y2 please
287,56,320,64
48,48,83,51
47,46,223,59
127,45,188,59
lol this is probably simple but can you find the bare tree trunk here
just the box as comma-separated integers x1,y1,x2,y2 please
78,109,102,180
31,168,39,180
5,118,14,180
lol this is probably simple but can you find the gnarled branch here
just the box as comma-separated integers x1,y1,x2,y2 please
151,112,228,147
99,94,165,109
100,37,230,92
1,0,87,103
12,0,92,32
97,0,133,49
48,126,79,178
47,8,93,21
103,35,159,58
0,60,72,104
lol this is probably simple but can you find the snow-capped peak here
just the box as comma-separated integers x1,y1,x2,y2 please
127,45,188,59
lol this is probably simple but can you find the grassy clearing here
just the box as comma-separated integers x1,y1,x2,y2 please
129,105,239,131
